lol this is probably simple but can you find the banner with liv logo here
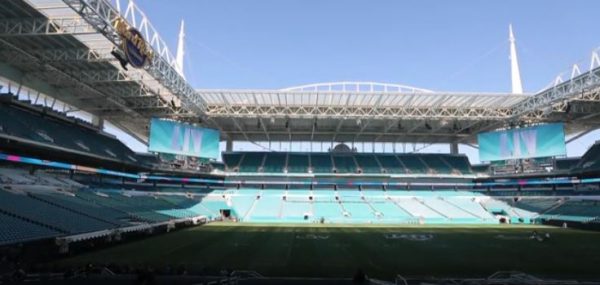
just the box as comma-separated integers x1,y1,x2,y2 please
148,118,220,159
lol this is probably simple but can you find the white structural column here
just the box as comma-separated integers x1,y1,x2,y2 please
450,142,459,155
509,24,523,94
175,20,185,78
92,115,105,129
226,139,233,152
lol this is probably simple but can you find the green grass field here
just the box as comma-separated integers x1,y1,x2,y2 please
58,223,600,279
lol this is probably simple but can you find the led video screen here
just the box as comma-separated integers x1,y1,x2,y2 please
148,118,220,159
478,123,566,162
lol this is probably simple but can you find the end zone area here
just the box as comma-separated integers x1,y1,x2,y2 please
56,223,600,279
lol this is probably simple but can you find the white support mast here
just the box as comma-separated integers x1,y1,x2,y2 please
509,24,523,94
175,19,186,78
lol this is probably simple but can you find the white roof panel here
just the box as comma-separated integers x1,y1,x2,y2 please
197,89,530,111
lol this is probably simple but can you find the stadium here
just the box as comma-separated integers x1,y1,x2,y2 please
1,0,600,284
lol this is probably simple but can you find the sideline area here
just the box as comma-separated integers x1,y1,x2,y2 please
204,221,556,229
55,223,600,279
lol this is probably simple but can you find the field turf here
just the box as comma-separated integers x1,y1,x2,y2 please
58,223,600,279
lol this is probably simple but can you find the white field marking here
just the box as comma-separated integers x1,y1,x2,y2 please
383,233,434,241
494,234,531,240
295,233,330,240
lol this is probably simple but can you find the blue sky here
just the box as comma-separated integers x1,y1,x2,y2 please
110,0,600,161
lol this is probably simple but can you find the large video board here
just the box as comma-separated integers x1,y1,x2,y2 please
478,123,566,162
148,118,220,159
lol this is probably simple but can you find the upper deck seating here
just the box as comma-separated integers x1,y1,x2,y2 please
263,152,286,173
239,152,265,172
354,154,381,173
573,142,600,173
0,99,138,165
287,153,309,173
310,153,334,173
332,155,357,173
222,152,474,175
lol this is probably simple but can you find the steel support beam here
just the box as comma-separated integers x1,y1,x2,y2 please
61,0,207,115
0,17,96,36
205,105,511,120
0,47,113,64
511,66,600,119
0,38,140,117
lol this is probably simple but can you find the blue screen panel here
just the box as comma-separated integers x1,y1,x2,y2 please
148,118,220,159
478,123,566,162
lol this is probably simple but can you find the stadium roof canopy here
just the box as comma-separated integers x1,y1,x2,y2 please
198,78,600,144
198,82,529,144
2,0,600,145
0,0,201,143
